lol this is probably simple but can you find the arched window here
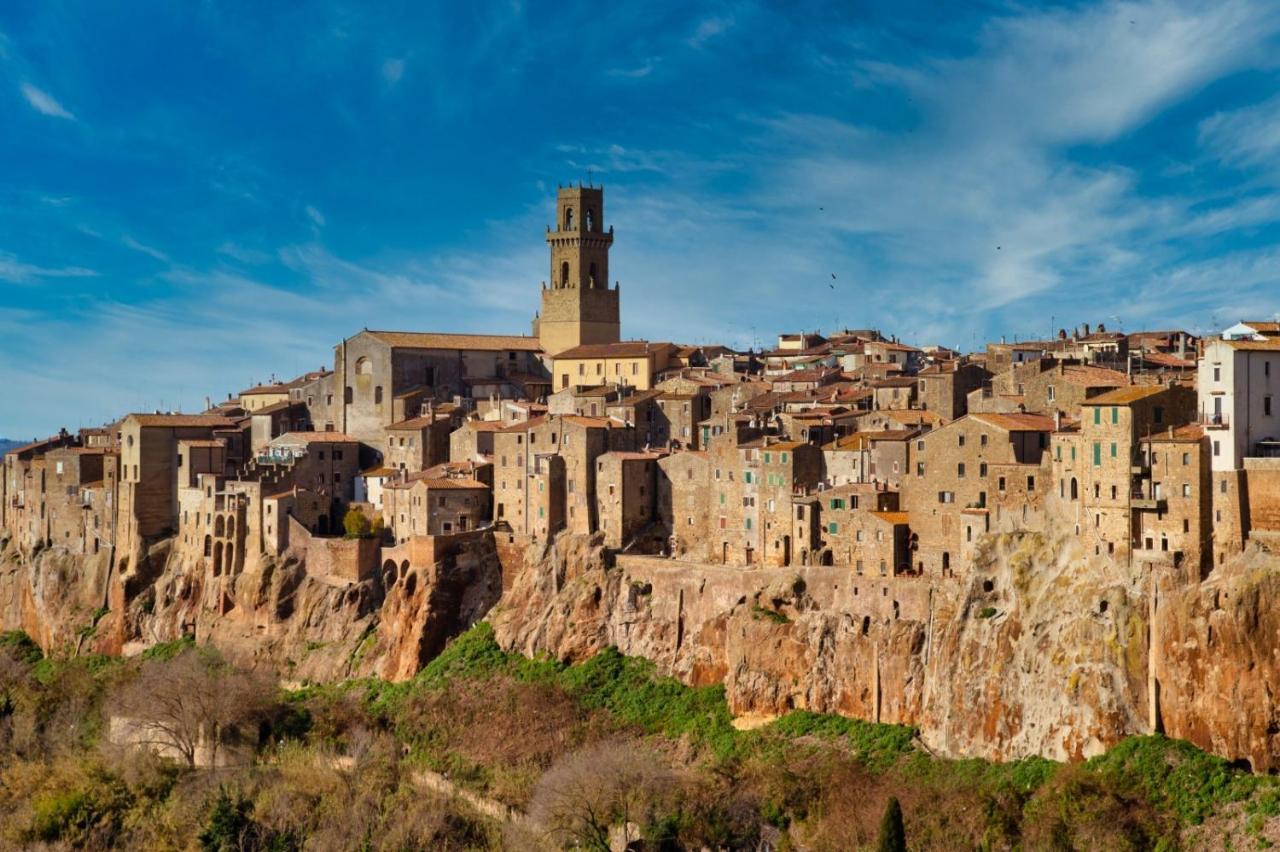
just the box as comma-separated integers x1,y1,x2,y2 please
214,516,225,537
586,208,594,231
226,515,235,537
564,207,574,230
588,262,597,287
344,386,353,404
375,386,383,405
1071,478,1078,499
204,535,212,557
213,542,223,577
561,261,570,287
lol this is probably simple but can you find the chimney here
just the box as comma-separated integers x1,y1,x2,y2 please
1083,323,1091,336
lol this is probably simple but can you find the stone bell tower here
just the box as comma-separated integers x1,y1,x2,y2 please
533,184,621,356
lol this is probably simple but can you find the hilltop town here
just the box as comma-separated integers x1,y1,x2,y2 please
3,186,1280,767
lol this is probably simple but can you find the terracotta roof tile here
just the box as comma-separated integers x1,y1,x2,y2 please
364,330,541,351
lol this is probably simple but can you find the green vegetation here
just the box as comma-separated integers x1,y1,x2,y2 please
977,606,997,619
2,622,1279,849
751,604,790,624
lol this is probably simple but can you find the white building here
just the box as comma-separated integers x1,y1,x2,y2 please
1198,337,1280,471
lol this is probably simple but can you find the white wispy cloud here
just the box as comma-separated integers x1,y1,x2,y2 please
122,235,170,263
19,81,75,120
305,205,326,227
687,15,734,48
0,252,98,284
1199,93,1280,170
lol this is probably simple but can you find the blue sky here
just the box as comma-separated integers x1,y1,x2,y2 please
3,1,1280,438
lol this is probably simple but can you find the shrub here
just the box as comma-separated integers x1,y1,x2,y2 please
0,630,43,665
342,508,371,539
877,795,906,852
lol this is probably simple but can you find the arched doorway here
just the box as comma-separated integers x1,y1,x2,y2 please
1070,477,1079,500
213,542,223,577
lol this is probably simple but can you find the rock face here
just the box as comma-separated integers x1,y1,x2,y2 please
0,533,502,682
5,526,1280,769
491,528,1280,769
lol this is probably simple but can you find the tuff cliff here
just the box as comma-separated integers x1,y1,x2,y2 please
490,528,1280,770
0,533,501,683
4,527,1280,770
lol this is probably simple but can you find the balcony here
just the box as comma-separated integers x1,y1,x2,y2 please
1130,489,1167,511
1197,412,1230,430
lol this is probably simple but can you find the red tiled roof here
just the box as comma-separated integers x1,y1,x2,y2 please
970,413,1057,432
364,330,542,351
127,414,239,428
554,341,675,359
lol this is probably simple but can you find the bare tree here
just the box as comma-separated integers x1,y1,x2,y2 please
110,646,274,768
528,740,674,851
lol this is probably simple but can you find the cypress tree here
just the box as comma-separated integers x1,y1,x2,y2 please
877,795,906,852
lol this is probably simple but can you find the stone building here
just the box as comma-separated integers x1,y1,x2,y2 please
45,446,113,556
915,358,988,421
595,451,665,548
384,413,452,474
550,341,676,392
117,414,239,550
332,329,545,450
1051,385,1197,566
383,476,490,542
1018,363,1129,420
903,412,1056,577
492,414,633,542
534,184,621,356
449,419,504,464
656,450,711,557
1134,425,1211,576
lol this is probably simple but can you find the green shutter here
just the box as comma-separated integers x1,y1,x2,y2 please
764,452,771,463
1111,407,1118,424
1094,408,1101,425
1093,442,1101,466
828,522,838,534
745,518,752,530
781,452,788,463
1110,442,1117,458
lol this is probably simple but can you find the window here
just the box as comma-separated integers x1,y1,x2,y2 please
1220,479,1228,494
829,498,845,509
957,463,966,478
958,434,966,447
1110,442,1117,458
938,491,954,504
1183,484,1191,497
980,433,988,447
917,462,925,476
1213,440,1220,457
1093,442,1101,466
828,521,839,534
1110,485,1116,499
781,452,789,463
1182,452,1190,465
374,386,383,404
979,462,987,477
745,518,753,531
1093,408,1101,425
1111,407,1119,424
917,440,925,451
1213,366,1221,382
998,476,1006,491
1047,386,1056,402
1266,396,1273,417
345,386,353,404
1027,475,1035,491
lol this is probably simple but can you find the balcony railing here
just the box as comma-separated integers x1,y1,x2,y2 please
1197,412,1230,429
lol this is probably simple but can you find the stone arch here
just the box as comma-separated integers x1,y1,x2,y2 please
560,260,570,287
382,559,397,586
400,559,410,576
403,571,417,598
564,206,574,230
214,516,225,537
203,535,212,558
585,208,594,231
356,357,373,376
213,542,223,577
226,514,236,537
1070,477,1079,500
